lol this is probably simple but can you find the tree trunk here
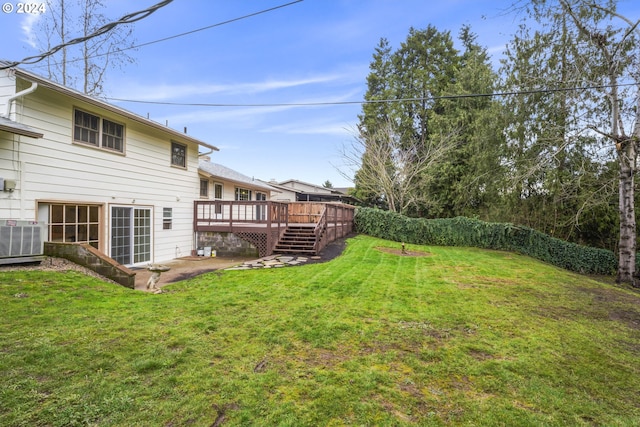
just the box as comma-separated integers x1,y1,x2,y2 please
617,142,636,285
60,0,67,86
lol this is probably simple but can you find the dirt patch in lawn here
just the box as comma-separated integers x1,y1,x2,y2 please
574,286,640,330
375,246,432,257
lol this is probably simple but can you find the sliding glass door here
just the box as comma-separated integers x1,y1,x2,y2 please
111,206,152,265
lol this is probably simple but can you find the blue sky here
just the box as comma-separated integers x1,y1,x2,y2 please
2,0,638,187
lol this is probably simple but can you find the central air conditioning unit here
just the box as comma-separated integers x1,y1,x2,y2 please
0,220,46,262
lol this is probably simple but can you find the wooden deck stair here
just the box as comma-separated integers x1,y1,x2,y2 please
273,225,318,254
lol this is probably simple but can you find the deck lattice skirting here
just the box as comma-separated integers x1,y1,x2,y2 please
194,201,355,256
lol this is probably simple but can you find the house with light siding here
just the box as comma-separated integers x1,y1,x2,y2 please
0,62,218,266
198,158,277,202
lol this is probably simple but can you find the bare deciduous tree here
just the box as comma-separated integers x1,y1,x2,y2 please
35,0,135,96
340,120,457,215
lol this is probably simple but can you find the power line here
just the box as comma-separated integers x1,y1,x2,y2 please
0,0,174,70
18,0,305,70
104,82,638,108
115,0,304,53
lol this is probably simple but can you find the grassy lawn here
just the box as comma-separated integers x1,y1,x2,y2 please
1,234,640,426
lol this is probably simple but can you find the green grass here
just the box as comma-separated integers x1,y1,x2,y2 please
1,235,640,426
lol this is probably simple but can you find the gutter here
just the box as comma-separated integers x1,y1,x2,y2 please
4,80,38,118
9,68,218,151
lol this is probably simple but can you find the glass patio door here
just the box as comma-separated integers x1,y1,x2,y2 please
111,206,152,265
256,192,267,221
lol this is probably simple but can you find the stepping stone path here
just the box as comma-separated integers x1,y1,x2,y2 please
225,255,315,270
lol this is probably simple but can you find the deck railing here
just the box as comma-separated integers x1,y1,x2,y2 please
194,200,289,230
313,203,355,253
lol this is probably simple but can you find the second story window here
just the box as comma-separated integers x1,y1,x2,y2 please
200,179,209,198
73,108,124,153
171,142,186,168
102,119,124,152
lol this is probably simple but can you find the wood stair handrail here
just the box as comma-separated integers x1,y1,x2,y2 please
313,206,328,253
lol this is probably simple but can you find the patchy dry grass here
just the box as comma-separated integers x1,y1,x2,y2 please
1,235,640,426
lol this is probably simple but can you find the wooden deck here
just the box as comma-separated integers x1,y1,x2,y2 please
194,201,355,256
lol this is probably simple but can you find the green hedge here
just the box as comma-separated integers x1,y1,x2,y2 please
354,207,616,275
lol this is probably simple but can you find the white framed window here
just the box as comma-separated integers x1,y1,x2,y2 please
73,108,124,153
47,203,101,249
163,208,173,230
102,119,124,152
235,187,252,201
214,183,223,214
200,179,209,198
171,141,187,168
214,183,223,199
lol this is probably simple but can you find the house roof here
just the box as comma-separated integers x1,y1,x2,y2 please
261,179,359,203
0,116,43,138
199,160,277,192
273,178,347,195
0,61,218,151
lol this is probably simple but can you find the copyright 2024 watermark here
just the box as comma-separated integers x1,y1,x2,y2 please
2,2,46,14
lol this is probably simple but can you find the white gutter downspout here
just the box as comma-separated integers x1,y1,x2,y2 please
2,79,38,221
198,148,216,158
3,80,38,118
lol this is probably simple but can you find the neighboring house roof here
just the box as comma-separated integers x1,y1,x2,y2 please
263,179,359,203
269,179,349,195
199,160,277,192
0,60,218,151
334,187,351,194
0,116,43,138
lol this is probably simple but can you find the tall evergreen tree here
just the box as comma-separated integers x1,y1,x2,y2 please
427,26,505,218
354,26,463,215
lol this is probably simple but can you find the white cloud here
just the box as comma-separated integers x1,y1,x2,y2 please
21,13,41,48
112,73,353,101
159,104,295,126
260,120,355,137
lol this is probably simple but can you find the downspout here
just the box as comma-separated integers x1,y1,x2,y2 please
2,79,37,222
3,80,38,118
198,148,215,158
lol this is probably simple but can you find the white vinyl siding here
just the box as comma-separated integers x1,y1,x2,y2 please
0,73,204,263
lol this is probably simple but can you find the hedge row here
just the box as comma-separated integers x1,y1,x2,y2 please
354,207,617,275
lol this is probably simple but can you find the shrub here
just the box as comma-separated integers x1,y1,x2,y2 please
354,207,616,275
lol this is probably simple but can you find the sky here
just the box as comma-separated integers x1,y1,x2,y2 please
1,0,639,188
